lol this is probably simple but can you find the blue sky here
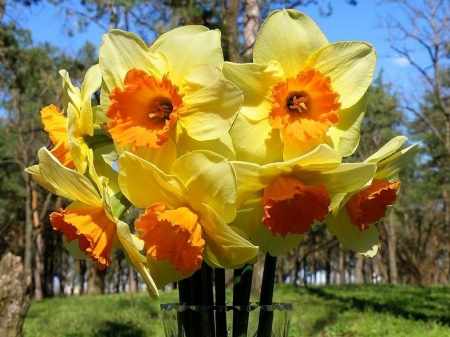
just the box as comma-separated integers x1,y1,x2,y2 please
14,0,416,90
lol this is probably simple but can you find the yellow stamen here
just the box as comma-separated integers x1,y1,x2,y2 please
148,101,173,119
288,95,308,112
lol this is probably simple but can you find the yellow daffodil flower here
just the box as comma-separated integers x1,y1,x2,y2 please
118,150,259,288
231,145,376,256
327,136,420,256
99,27,243,169
40,65,102,173
223,9,376,164
25,147,159,299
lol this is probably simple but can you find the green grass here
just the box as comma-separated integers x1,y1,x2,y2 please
23,284,450,336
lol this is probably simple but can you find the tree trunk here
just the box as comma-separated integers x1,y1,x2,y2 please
79,260,87,295
354,254,364,284
443,189,450,284
128,267,137,293
0,0,6,22
222,0,243,62
114,257,121,293
43,226,55,298
86,260,105,295
374,252,388,283
310,251,317,285
293,252,301,286
325,247,332,285
33,231,44,300
384,214,398,284
32,186,44,300
338,247,345,284
251,252,265,294
0,253,31,337
23,174,34,292
276,254,284,284
243,0,261,60
363,258,371,284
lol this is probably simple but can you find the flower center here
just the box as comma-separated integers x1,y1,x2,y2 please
288,94,309,112
148,100,173,120
135,202,204,275
269,68,341,142
346,179,402,230
262,176,331,237
107,69,184,150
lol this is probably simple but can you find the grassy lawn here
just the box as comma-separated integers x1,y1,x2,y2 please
23,284,450,337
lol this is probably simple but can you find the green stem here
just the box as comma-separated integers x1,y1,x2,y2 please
190,263,215,337
178,278,191,337
257,253,277,337
215,268,227,337
178,277,191,304
232,264,254,337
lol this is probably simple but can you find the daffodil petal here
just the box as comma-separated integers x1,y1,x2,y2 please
25,165,61,197
59,69,82,115
67,102,88,173
172,151,237,222
233,145,342,209
97,86,112,126
118,151,187,209
223,61,284,121
305,42,377,109
200,204,259,268
92,156,120,195
179,65,242,141
37,147,102,206
100,30,168,91
230,114,283,164
80,64,102,136
365,136,408,163
84,149,104,198
375,143,419,180
254,9,328,77
232,161,279,208
175,132,236,161
296,162,376,210
116,220,159,299
277,144,342,172
282,132,334,161
327,210,379,257
330,94,367,157
132,137,177,173
92,142,118,167
146,256,192,289
150,25,223,84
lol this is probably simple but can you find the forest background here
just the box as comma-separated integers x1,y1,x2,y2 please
0,0,449,300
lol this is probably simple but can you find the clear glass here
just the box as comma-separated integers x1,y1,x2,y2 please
160,302,293,337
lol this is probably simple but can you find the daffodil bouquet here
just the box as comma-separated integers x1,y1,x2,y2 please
26,9,418,337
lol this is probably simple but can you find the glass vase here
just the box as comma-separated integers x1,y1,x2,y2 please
160,302,293,337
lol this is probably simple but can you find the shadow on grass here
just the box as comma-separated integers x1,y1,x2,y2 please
310,309,340,335
92,320,148,337
305,286,450,326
